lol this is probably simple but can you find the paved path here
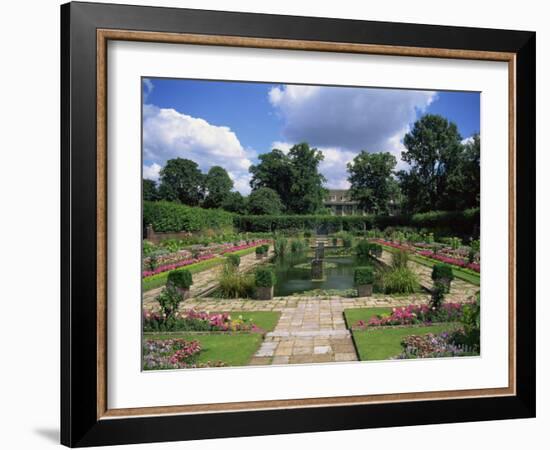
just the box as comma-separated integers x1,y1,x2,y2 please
142,250,479,366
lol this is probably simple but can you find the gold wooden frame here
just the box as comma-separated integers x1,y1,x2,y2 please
96,29,516,420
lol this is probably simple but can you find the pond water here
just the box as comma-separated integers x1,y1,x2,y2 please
272,252,374,296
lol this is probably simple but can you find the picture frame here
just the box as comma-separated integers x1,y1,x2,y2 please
60,1,536,447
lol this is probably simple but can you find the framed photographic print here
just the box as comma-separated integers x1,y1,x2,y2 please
60,1,536,447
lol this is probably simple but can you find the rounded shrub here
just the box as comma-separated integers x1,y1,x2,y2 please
166,269,193,289
255,267,276,288
431,264,454,282
354,266,374,286
226,253,241,268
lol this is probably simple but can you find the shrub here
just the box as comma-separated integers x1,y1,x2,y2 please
356,241,370,259
144,201,234,233
431,264,454,282
379,267,418,294
226,253,241,268
255,267,276,288
430,282,446,309
457,292,480,350
369,243,383,257
142,240,157,256
303,231,312,238
156,286,184,319
342,234,353,248
274,237,288,256
255,245,266,255
290,239,306,253
354,266,374,285
166,269,193,289
391,250,409,269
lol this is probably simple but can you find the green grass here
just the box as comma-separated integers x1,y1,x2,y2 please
344,307,392,328
209,311,280,332
225,245,267,258
379,243,480,286
143,333,264,366
352,323,459,361
142,257,224,292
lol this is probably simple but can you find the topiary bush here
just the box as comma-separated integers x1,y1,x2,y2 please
430,281,446,310
226,253,241,268
255,267,276,288
354,266,374,285
166,269,193,289
431,264,454,282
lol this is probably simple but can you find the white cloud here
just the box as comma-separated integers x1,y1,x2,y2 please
268,85,436,167
461,136,474,145
143,104,254,194
270,141,293,154
143,162,161,181
143,78,154,101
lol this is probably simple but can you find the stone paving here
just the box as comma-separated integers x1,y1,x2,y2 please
142,249,480,366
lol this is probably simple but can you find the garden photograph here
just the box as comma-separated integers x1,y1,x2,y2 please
141,78,481,370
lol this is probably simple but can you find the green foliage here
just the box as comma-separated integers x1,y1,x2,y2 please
274,237,288,256
142,240,157,257
255,245,267,255
332,237,338,246
221,191,248,214
354,266,374,285
166,269,193,289
391,250,409,269
143,179,159,201
203,166,233,209
247,187,284,215
430,281,446,310
470,239,480,252
226,253,241,268
290,239,306,253
158,158,204,205
342,234,354,248
303,231,312,238
347,151,399,214
218,265,255,298
249,143,327,214
255,267,276,288
356,241,384,259
378,266,419,294
143,201,234,233
458,293,480,349
431,264,455,282
156,286,184,319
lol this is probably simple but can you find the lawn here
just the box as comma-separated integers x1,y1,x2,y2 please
208,311,280,332
143,333,264,367
352,323,460,361
344,307,392,328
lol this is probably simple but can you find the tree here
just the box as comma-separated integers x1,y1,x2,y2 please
158,158,204,205
399,114,464,213
444,134,480,210
142,179,159,201
247,187,283,215
221,191,248,214
203,166,233,209
249,143,326,214
249,149,292,208
287,143,327,214
347,151,398,214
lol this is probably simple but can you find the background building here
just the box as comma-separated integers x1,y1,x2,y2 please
324,189,364,216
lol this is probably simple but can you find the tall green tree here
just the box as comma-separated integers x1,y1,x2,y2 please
398,114,464,213
247,187,283,215
347,151,399,214
142,179,159,201
444,134,480,210
158,158,204,205
249,143,326,214
249,149,293,208
221,191,248,214
287,143,327,214
203,166,233,209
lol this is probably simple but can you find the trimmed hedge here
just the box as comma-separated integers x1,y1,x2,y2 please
226,254,241,268
166,269,193,289
234,208,479,236
144,201,234,233
432,263,455,282
255,267,276,288
354,267,374,285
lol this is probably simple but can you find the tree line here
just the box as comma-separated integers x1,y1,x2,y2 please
144,114,480,216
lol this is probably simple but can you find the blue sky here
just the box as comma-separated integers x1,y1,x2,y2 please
142,78,479,194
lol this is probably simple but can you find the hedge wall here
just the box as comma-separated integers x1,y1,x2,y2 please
143,201,234,233
234,208,479,236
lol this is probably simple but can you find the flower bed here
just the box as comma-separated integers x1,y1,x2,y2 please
142,239,270,278
392,331,478,359
354,303,470,328
142,338,228,369
143,309,263,333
